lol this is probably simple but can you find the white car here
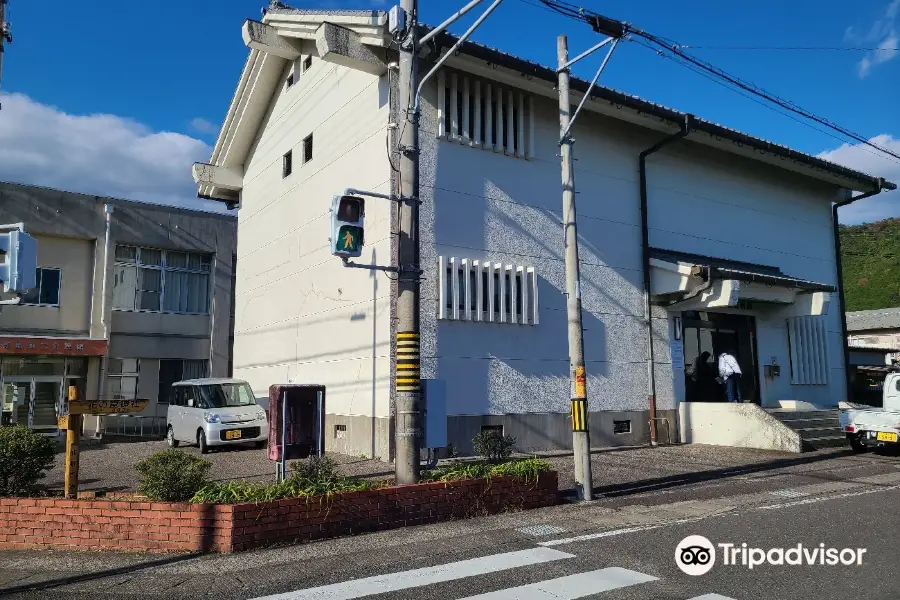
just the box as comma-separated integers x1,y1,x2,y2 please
166,378,268,453
840,371,900,452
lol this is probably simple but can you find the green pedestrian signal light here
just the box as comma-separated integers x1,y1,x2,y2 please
337,225,363,255
331,194,365,258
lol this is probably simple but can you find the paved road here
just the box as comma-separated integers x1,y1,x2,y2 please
4,449,900,600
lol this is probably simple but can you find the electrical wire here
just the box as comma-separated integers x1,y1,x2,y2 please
631,38,900,167
528,0,900,166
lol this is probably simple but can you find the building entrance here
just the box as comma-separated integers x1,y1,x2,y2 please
681,311,759,403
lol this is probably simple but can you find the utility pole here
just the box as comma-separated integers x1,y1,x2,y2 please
556,35,593,501
0,0,10,90
394,0,423,485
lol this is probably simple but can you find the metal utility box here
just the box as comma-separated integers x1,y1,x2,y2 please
267,384,325,462
423,379,447,449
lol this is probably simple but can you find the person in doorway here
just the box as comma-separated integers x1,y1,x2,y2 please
691,351,716,401
718,350,743,403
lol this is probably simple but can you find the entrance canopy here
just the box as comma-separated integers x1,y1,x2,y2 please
649,248,834,316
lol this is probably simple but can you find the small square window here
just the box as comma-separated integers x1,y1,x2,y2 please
303,134,313,164
286,72,295,88
303,56,312,72
282,150,293,177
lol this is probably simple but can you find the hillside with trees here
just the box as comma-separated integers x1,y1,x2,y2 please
840,218,900,312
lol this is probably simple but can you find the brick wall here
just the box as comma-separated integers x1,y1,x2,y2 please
0,498,233,552
0,472,557,554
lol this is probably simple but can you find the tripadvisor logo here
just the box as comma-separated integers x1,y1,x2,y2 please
675,536,867,575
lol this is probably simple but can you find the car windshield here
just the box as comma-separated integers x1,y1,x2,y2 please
197,383,257,408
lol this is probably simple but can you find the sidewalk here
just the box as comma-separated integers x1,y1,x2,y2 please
1,446,899,599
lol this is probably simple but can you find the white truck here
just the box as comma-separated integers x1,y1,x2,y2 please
839,371,900,452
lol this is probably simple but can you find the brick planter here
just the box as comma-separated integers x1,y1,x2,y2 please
0,472,558,553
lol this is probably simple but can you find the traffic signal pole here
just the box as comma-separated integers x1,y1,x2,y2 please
394,0,423,485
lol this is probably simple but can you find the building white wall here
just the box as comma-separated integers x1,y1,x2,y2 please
417,67,848,425
646,143,846,406
233,55,393,455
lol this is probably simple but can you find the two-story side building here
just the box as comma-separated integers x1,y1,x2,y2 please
0,182,236,437
193,5,894,458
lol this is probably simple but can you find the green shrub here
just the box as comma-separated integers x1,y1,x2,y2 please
191,456,375,504
289,455,339,483
0,426,56,496
422,458,551,484
472,429,516,463
135,449,211,501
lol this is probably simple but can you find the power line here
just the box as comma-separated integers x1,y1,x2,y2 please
681,45,900,52
632,38,900,168
529,0,900,166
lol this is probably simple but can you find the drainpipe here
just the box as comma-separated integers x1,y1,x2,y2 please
832,179,887,403
639,115,693,447
97,204,113,435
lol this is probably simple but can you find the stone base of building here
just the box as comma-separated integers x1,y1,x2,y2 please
322,409,678,462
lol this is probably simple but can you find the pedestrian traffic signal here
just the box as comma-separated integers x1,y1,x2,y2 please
0,228,38,294
331,195,365,258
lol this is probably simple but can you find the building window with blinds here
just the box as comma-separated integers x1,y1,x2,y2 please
787,315,829,385
107,358,140,400
112,245,211,314
438,256,538,325
158,359,209,404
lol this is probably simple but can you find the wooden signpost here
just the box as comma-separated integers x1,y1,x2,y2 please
62,390,150,499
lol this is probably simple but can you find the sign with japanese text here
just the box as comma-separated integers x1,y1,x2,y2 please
0,337,108,356
67,399,149,415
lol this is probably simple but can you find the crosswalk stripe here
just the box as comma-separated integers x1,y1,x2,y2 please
686,595,737,600
455,567,658,599
247,548,575,600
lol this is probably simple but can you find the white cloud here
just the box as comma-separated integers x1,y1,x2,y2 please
0,93,228,213
817,134,900,224
189,117,219,135
851,0,900,78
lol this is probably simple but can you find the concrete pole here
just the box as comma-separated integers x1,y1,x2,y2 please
557,35,593,502
394,0,423,485
0,0,8,88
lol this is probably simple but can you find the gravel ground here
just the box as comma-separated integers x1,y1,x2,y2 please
41,434,844,496
42,437,394,493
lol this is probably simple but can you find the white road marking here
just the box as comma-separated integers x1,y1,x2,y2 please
686,595,738,600
755,484,900,511
769,489,810,498
537,525,660,547
455,567,658,599
246,548,575,600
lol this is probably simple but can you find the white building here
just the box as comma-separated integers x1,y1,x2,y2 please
194,5,895,458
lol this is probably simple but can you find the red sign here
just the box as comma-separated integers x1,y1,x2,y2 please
0,337,108,356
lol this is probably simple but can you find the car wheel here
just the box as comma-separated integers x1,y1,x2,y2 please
166,426,179,448
848,434,867,453
198,430,209,454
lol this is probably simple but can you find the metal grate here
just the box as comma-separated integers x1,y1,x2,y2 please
516,524,566,537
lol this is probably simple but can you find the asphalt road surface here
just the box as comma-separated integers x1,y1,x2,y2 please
3,451,899,600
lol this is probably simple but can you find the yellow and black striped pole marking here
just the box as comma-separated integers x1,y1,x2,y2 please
395,331,421,393
571,398,588,432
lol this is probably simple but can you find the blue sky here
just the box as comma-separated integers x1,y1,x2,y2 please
0,0,898,221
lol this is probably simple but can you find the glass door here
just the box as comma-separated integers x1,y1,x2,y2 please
1,377,61,431
32,380,62,431
2,381,33,427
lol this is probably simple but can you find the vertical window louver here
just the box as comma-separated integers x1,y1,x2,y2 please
787,315,829,385
438,257,538,325
437,69,535,159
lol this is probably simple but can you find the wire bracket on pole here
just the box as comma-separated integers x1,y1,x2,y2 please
560,37,620,144
413,0,504,114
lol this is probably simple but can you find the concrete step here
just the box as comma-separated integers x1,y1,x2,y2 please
776,417,841,429
767,409,840,422
802,435,848,450
795,426,845,440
